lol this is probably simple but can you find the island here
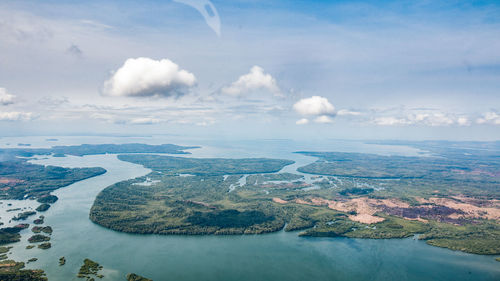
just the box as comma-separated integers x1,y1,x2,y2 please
0,259,47,280
37,243,51,249
90,155,296,234
90,143,500,255
77,258,103,279
127,273,152,281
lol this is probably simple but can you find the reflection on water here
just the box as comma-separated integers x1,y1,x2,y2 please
1,137,499,281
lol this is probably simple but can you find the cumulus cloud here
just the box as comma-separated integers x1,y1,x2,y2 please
221,66,281,96
296,118,309,125
0,88,15,105
293,96,335,116
476,112,500,125
103,57,197,98
0,111,33,121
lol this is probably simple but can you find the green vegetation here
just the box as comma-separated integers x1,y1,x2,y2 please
0,143,197,159
0,247,11,260
0,247,11,254
90,174,289,235
33,216,44,225
245,173,303,185
27,258,37,263
293,148,500,254
295,150,500,199
301,215,430,239
59,257,66,266
496,257,500,262
37,195,58,204
0,161,106,200
45,143,197,156
296,150,499,180
89,145,500,256
32,226,52,234
299,214,500,255
186,209,275,228
28,234,50,243
37,243,51,249
419,221,500,255
118,154,294,176
338,187,374,196
12,211,36,221
35,204,51,212
127,273,152,281
77,258,103,279
0,259,47,280
0,227,23,245
26,245,35,249
90,155,308,234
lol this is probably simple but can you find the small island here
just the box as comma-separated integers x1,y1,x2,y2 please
32,226,52,234
127,273,152,281
37,242,51,249
77,258,103,279
0,259,47,280
35,204,51,212
28,234,50,243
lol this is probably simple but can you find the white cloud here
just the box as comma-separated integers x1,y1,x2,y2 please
0,88,15,105
296,118,309,125
373,116,410,126
372,112,471,127
90,113,116,123
80,19,113,29
314,115,334,123
293,96,335,116
476,112,500,125
410,113,454,126
129,117,160,125
0,111,33,121
221,66,280,96
103,57,197,98
456,116,470,126
337,109,362,116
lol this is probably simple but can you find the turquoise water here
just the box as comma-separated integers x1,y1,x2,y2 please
2,138,500,281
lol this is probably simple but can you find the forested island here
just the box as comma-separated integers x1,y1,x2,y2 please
90,144,500,255
90,155,295,234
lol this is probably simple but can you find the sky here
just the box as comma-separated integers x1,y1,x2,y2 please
0,0,499,141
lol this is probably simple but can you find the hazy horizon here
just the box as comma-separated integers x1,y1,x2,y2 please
1,0,500,140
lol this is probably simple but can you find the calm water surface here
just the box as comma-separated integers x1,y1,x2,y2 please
2,138,500,281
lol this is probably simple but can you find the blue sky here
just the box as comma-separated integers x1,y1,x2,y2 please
0,0,499,140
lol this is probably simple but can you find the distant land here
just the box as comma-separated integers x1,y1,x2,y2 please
0,143,197,199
